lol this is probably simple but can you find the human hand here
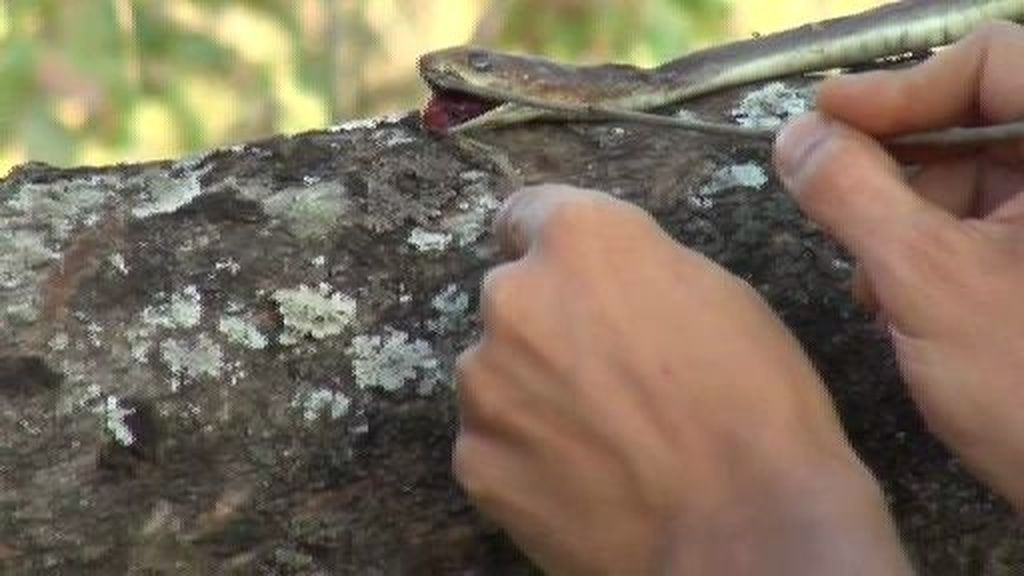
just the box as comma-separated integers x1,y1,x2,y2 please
774,22,1024,510
454,185,909,575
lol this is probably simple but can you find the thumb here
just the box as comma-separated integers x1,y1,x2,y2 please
773,112,953,259
773,112,962,334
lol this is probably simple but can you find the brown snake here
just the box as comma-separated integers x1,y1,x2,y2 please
418,0,1024,147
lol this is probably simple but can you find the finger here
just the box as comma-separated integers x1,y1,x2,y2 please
454,343,500,433
977,160,1024,221
907,157,980,217
452,433,521,514
849,160,976,315
479,262,533,337
817,21,1024,135
851,264,879,314
775,113,956,256
775,113,963,333
451,433,570,574
492,184,607,259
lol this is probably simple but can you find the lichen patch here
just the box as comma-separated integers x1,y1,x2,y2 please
407,227,452,252
132,167,213,219
100,395,136,446
218,315,269,350
259,180,352,240
326,113,406,133
141,285,204,330
159,334,224,392
272,284,357,346
732,82,812,129
291,388,351,422
348,328,439,393
441,188,500,247
427,284,470,335
1,176,118,326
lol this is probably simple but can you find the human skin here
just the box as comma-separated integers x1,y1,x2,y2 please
774,21,1024,511
453,185,911,575
453,21,1024,576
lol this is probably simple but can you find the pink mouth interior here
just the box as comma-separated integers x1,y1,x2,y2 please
421,90,500,134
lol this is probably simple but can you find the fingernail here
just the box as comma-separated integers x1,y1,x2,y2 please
774,113,835,194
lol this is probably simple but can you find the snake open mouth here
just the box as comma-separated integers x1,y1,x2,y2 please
421,87,501,134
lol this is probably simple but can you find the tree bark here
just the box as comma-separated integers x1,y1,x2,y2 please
1,74,1021,575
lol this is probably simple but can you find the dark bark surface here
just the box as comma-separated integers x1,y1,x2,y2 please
0,74,1021,575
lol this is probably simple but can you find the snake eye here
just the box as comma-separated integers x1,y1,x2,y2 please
467,51,493,72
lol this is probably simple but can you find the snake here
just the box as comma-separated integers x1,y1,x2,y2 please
417,0,1024,145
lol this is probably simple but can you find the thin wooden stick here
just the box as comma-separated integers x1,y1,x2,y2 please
449,86,1024,148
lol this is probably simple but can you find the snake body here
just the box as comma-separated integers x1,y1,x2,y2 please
419,0,1024,135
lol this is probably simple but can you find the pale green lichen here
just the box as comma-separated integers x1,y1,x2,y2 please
427,284,470,335
127,285,204,363
7,178,112,238
1,176,117,325
159,334,224,392
442,189,500,247
100,395,136,446
407,227,452,252
86,322,104,348
131,167,211,219
459,170,489,183
55,378,103,419
1,231,58,296
49,332,69,352
402,172,499,253
218,314,268,350
5,295,43,324
728,164,770,189
272,283,357,346
259,180,352,240
326,113,404,133
108,252,128,275
291,388,351,422
127,326,155,363
732,82,812,129
214,258,241,276
374,127,417,147
348,327,439,393
224,359,247,387
141,285,203,330
694,163,769,209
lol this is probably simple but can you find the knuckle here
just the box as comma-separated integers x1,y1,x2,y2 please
451,436,477,486
454,348,505,426
540,199,603,242
454,347,484,392
453,347,478,383
452,436,495,501
460,376,502,428
479,265,532,332
538,197,652,250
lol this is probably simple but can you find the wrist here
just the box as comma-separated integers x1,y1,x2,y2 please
657,457,913,576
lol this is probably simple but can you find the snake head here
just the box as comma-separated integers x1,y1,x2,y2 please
418,47,506,133
418,46,601,133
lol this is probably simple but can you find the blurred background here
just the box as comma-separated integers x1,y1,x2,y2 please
0,0,883,177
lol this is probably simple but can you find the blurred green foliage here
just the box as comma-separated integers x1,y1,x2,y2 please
0,0,729,174
496,0,729,62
